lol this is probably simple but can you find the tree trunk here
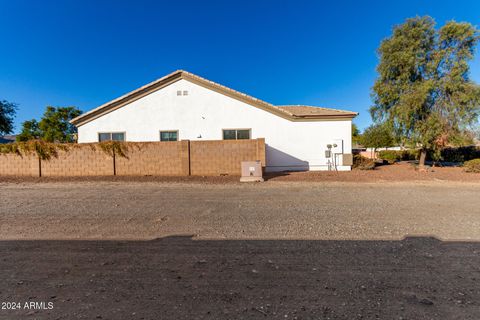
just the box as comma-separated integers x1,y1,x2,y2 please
419,149,427,168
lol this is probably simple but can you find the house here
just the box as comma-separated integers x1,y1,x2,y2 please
71,70,358,171
0,135,16,144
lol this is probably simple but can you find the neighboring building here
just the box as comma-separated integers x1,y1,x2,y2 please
0,135,16,144
354,145,407,159
71,70,358,171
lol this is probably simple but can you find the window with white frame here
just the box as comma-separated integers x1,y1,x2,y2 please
98,132,125,142
222,129,251,140
160,131,178,141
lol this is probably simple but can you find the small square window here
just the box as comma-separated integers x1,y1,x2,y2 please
223,130,236,140
183,90,188,96
160,131,178,141
98,133,111,142
236,130,250,140
111,132,125,141
177,90,182,96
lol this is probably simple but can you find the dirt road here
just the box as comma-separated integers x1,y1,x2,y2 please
1,180,479,241
1,180,480,319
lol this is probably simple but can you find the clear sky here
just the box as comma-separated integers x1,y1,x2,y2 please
1,0,479,132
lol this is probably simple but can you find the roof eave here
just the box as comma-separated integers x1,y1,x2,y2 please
70,70,359,126
293,113,358,120
70,71,184,126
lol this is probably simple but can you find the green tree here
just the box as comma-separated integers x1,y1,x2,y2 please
352,123,361,145
0,100,17,136
359,123,395,158
38,106,82,142
16,119,41,141
371,16,480,167
16,106,82,142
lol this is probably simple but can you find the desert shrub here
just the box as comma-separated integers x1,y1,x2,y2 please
378,150,401,164
353,154,375,170
401,149,419,160
377,149,419,163
463,159,480,173
441,146,480,163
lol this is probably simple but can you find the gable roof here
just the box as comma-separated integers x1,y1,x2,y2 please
70,70,358,126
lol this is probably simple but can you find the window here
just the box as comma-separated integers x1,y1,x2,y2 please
183,90,188,96
98,132,125,142
160,131,178,141
222,129,251,140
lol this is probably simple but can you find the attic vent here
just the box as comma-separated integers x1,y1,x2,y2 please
176,90,189,96
176,90,182,96
183,90,188,96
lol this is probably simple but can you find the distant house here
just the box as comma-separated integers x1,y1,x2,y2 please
71,70,358,171
0,135,16,144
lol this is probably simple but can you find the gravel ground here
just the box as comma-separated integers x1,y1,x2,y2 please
1,236,480,319
1,179,480,319
0,180,479,241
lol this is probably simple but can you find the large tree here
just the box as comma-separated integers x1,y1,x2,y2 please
0,100,17,136
17,106,82,142
371,16,480,167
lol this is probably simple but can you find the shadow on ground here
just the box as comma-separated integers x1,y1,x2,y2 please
1,236,479,319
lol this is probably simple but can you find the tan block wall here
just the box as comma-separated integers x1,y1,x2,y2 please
190,138,265,176
115,141,189,176
41,146,113,177
0,154,39,176
359,151,377,159
0,139,265,177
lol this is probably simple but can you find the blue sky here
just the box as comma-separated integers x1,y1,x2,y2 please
1,0,479,132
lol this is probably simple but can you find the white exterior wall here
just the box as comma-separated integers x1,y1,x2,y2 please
78,79,352,171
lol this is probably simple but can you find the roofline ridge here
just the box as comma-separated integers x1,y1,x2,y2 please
71,70,358,126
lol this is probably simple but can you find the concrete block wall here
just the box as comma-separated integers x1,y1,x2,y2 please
0,139,265,177
0,154,39,176
115,141,189,176
41,146,113,177
190,138,265,176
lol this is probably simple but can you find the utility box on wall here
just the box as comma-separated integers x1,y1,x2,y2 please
240,160,264,182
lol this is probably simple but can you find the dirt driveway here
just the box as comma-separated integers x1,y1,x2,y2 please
1,180,480,319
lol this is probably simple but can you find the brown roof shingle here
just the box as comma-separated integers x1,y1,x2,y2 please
276,105,358,118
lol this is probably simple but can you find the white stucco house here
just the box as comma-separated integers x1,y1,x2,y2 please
71,70,358,171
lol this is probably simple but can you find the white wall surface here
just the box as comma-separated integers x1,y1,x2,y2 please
78,79,353,171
